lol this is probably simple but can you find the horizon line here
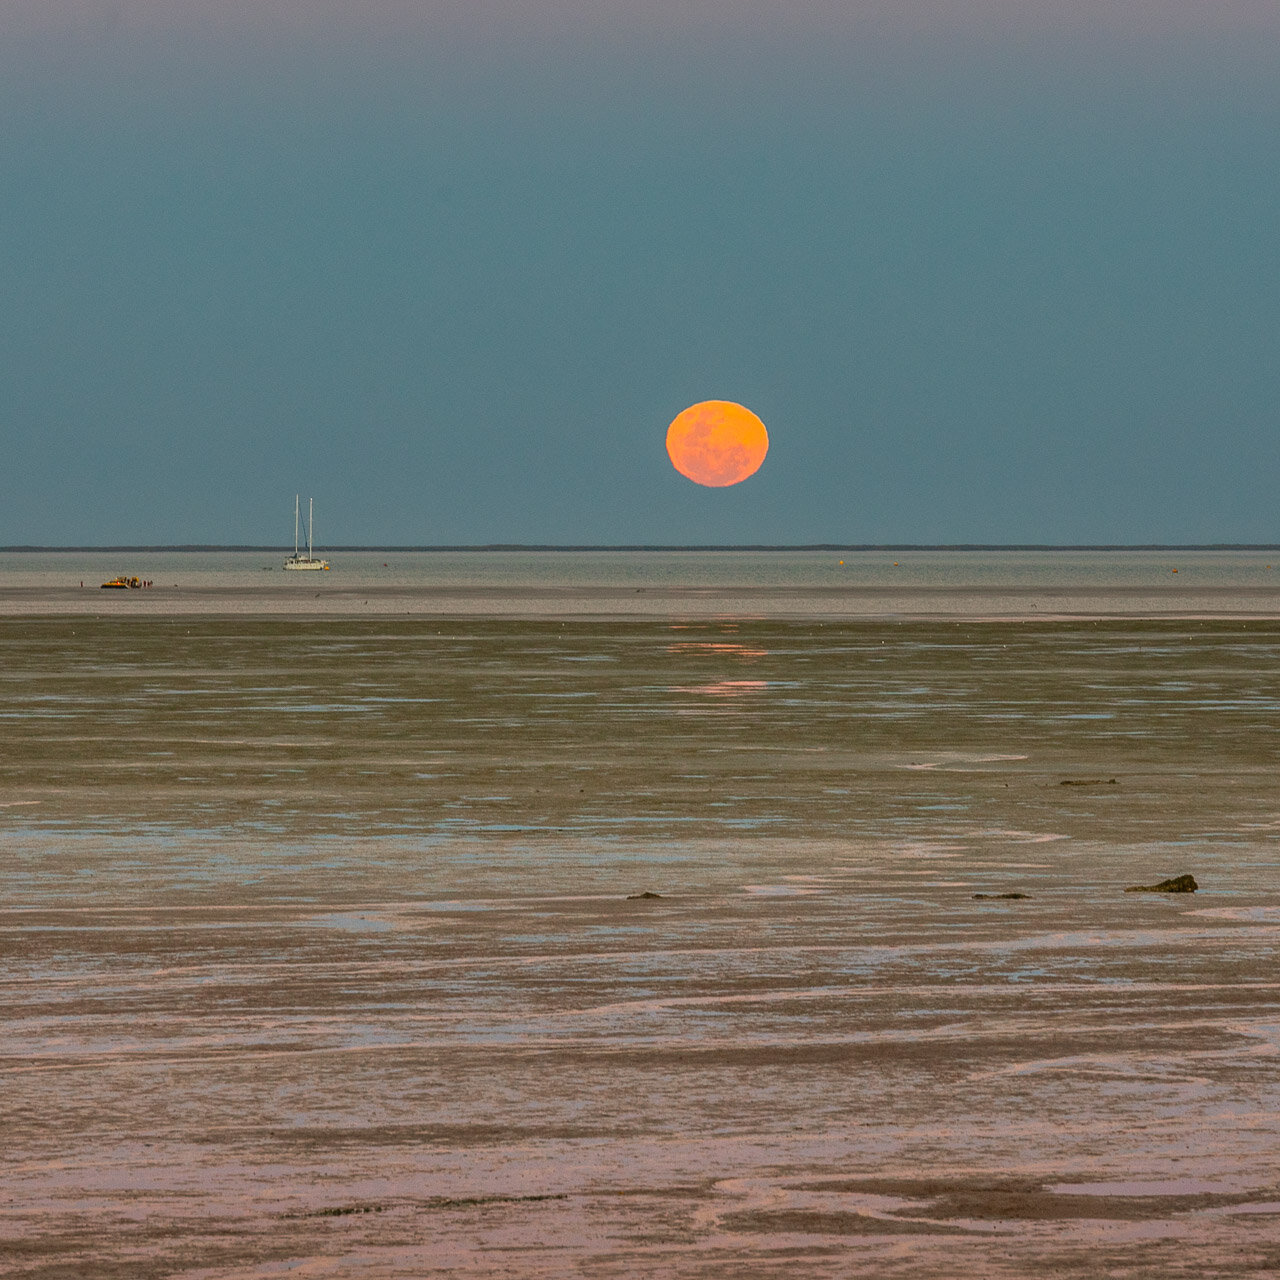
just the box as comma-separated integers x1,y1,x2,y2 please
4,544,1280,554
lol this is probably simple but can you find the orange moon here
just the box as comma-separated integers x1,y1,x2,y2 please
666,400,769,487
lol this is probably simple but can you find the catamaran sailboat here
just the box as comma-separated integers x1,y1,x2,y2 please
284,495,330,571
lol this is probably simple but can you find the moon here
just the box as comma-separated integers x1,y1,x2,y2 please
666,400,769,487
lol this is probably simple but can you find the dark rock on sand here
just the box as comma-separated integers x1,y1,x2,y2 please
627,891,663,900
973,892,1031,900
1124,874,1198,894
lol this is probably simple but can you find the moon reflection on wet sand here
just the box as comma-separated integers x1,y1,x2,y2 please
4,613,1280,1277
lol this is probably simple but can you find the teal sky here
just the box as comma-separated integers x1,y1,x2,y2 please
3,2,1278,545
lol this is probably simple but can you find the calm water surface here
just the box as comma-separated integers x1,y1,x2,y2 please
2,547,1279,591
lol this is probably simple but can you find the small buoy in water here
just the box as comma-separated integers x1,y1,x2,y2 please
838,560,844,565
1172,568,1178,573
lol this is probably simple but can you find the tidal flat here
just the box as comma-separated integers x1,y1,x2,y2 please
3,615,1280,1277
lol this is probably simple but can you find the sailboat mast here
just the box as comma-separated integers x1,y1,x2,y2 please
308,498,314,558
294,495,300,557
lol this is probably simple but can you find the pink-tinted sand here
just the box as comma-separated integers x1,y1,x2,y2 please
3,614,1280,1276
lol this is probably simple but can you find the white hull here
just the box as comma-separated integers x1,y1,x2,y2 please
283,557,329,571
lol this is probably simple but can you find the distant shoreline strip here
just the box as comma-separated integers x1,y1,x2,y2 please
5,545,1280,554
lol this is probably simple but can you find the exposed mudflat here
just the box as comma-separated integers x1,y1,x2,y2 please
3,617,1280,1277
7,578,1280,617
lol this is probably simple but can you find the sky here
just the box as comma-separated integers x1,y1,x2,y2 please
2,1,1278,546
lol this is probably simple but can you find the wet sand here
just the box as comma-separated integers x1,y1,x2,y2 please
3,616,1280,1276
6,577,1280,617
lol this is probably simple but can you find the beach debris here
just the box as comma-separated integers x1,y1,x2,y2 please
1059,778,1116,786
1124,874,1198,894
284,1203,389,1219
973,892,1031,900
627,891,663,900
